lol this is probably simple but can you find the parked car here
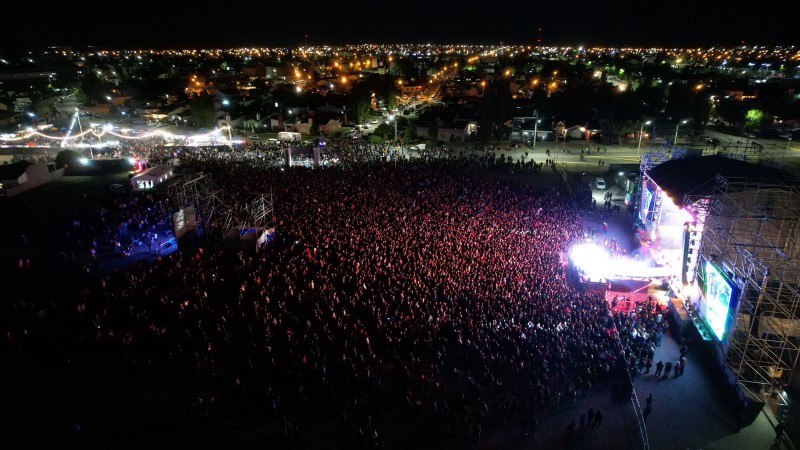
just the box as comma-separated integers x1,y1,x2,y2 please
595,177,606,190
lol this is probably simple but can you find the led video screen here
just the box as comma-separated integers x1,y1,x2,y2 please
640,188,653,222
703,261,737,341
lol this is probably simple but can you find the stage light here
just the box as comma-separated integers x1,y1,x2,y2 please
679,208,695,223
79,157,89,165
570,243,609,281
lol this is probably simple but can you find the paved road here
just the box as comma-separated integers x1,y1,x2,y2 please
418,126,799,176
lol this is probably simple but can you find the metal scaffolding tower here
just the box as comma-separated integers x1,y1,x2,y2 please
169,173,233,238
697,175,800,403
169,171,275,248
712,141,787,169
225,192,276,241
639,141,672,175
638,141,673,230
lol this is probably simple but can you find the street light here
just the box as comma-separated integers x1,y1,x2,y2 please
75,107,83,134
27,112,36,128
533,119,541,148
388,114,398,142
480,80,486,96
638,120,652,156
674,120,688,147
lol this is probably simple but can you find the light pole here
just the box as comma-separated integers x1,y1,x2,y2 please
75,108,83,134
480,81,486,96
637,120,652,156
674,120,688,147
533,119,540,148
389,114,398,143
30,86,42,104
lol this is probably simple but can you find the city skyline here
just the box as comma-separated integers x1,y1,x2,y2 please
3,0,798,52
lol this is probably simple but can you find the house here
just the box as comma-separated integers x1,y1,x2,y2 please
13,97,32,112
241,117,262,131
437,120,478,142
242,64,267,79
565,125,591,140
0,160,33,188
270,116,285,131
295,118,313,134
0,160,63,197
511,117,553,142
320,119,342,134
0,110,21,126
553,121,566,137
401,85,424,95
262,66,281,80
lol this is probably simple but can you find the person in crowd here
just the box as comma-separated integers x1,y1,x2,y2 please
3,147,639,447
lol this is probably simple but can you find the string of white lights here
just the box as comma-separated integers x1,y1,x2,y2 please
1,126,230,142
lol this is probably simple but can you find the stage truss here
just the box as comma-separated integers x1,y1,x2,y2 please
638,141,673,233
169,173,228,238
693,175,800,403
708,141,787,170
169,172,275,243
224,192,276,248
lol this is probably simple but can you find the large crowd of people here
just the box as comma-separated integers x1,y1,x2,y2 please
3,148,635,448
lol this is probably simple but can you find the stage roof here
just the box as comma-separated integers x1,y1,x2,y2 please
647,155,800,204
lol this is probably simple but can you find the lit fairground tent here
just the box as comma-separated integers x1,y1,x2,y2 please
0,110,236,149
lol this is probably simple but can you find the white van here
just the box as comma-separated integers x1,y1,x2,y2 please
595,178,606,190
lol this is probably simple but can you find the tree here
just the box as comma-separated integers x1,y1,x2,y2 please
373,122,393,138
402,125,413,142
692,94,712,126
744,109,768,133
665,84,693,121
189,91,216,128
348,98,371,125
55,149,79,168
73,87,90,105
604,118,637,146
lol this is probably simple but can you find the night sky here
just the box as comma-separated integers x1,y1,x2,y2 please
7,0,799,51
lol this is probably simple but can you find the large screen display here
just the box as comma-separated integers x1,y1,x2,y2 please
703,261,737,341
640,188,653,222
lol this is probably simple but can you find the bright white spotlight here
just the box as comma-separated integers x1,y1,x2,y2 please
79,157,89,165
570,243,609,281
127,158,136,165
